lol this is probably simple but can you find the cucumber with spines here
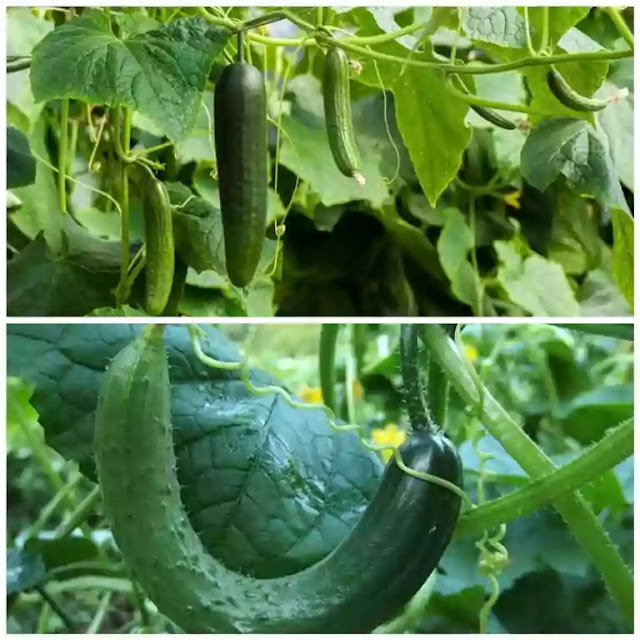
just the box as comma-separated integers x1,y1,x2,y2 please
323,47,365,185
140,167,174,316
95,327,462,633
546,66,609,112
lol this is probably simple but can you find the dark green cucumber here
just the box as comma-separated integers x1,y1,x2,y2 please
140,168,174,316
95,327,462,634
470,104,517,130
214,62,268,287
546,67,609,112
323,47,364,184
450,75,516,130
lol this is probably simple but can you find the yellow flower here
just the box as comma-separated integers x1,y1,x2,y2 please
463,343,479,362
371,423,407,462
503,190,521,209
299,385,324,404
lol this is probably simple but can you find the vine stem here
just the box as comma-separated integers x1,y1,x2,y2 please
58,98,70,213
54,486,101,538
27,471,85,538
522,7,536,57
316,35,632,75
446,76,552,116
195,7,632,72
339,20,429,45
319,324,340,413
86,592,112,634
539,7,550,54
35,586,76,631
455,417,634,538
605,7,634,48
426,350,448,429
419,325,634,625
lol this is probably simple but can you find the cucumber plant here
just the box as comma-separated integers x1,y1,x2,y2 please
7,6,634,317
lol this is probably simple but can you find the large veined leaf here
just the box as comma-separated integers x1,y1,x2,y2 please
7,324,383,578
30,11,230,140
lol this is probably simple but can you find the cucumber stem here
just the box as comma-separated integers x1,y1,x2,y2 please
319,324,340,413
419,324,634,626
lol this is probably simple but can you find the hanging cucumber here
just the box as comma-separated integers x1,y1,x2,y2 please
323,47,365,185
214,40,268,288
140,166,175,316
469,105,517,130
95,327,462,633
546,66,609,112
449,75,516,130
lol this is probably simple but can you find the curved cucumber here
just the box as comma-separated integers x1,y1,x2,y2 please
323,48,364,184
470,104,516,130
546,67,609,112
95,327,462,633
214,62,268,287
140,169,174,316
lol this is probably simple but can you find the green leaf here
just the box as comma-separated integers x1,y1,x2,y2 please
7,324,383,577
610,208,634,306
350,10,470,205
521,118,628,213
7,548,45,595
462,7,528,48
547,185,602,275
175,91,216,163
578,270,631,317
25,537,99,572
6,8,53,126
556,384,633,444
30,11,230,140
393,67,471,206
597,83,634,190
9,118,62,243
495,240,581,316
437,209,477,305
7,232,120,317
7,125,36,188
523,7,590,49
166,182,225,274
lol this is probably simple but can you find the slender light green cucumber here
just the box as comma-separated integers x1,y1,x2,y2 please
546,67,609,112
95,327,462,633
140,168,174,316
470,104,517,130
323,48,364,184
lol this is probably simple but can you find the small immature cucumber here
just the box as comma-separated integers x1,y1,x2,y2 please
546,66,609,112
323,47,364,184
214,62,268,288
470,104,517,130
140,168,174,315
95,327,462,633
